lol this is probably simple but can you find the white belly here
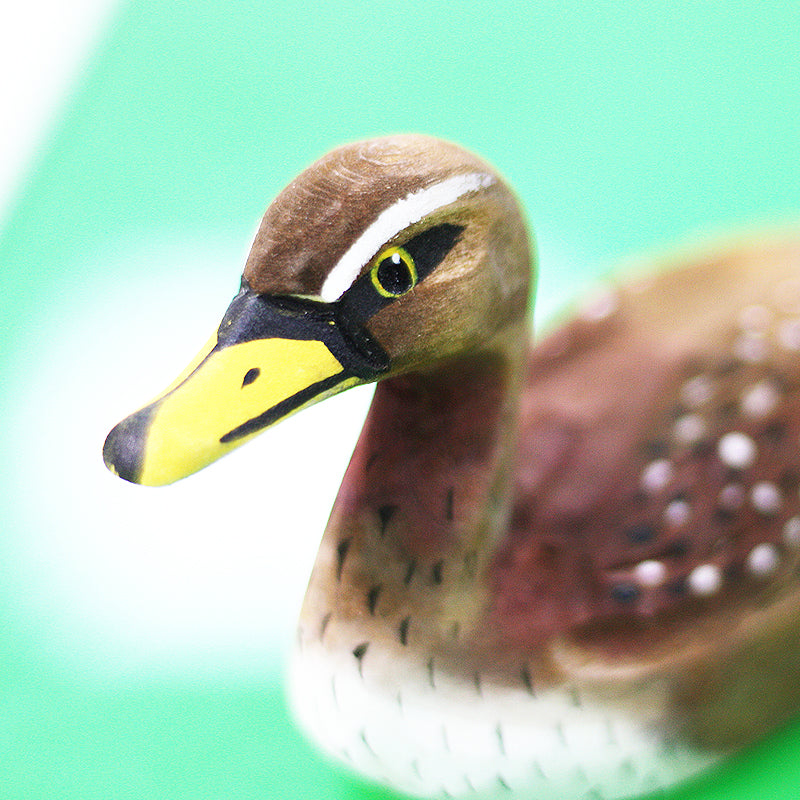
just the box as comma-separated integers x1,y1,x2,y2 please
289,638,718,799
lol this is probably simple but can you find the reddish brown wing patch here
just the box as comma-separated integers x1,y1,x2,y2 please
489,240,800,650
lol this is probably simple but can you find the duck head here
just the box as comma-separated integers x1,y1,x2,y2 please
103,135,532,486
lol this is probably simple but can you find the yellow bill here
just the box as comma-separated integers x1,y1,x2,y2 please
103,283,386,486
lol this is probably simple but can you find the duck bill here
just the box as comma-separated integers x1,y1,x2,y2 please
103,285,385,486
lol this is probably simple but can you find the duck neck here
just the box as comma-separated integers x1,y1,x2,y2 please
354,318,528,551
302,315,530,643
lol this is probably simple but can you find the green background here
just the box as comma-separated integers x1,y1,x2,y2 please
2,1,800,797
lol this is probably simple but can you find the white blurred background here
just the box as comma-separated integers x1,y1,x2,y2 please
1,1,375,680
0,1,120,219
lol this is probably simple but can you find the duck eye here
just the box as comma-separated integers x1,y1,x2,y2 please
370,247,418,298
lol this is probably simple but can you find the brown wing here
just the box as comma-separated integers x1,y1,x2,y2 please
491,233,800,653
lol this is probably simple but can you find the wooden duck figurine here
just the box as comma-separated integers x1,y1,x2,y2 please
104,135,800,800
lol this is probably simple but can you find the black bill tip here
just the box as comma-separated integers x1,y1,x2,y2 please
102,405,156,484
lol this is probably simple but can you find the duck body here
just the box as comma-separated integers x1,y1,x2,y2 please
104,136,800,799
293,233,800,799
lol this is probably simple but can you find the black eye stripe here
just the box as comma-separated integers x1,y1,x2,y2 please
400,223,464,282
338,223,464,324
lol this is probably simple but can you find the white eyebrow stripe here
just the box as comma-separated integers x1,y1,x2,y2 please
319,171,495,302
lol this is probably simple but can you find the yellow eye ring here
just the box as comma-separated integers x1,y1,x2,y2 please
370,246,418,298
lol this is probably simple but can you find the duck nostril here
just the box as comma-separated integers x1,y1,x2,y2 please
242,367,261,387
